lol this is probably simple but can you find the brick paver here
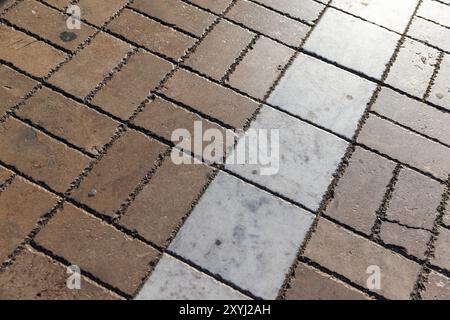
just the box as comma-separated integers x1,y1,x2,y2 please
71,130,167,216
91,49,173,120
0,176,58,262
304,219,421,299
2,0,450,301
226,0,310,47
49,32,132,99
0,248,120,300
285,263,369,300
325,147,395,235
184,20,254,80
16,87,119,155
35,204,159,295
107,8,196,60
130,0,215,37
0,65,36,115
0,24,67,77
0,118,91,192
4,0,96,51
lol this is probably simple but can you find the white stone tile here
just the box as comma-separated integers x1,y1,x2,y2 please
304,8,400,79
332,0,418,33
169,172,315,299
136,254,249,300
227,106,348,211
429,54,450,111
386,39,439,97
409,17,450,53
418,0,450,28
268,53,375,138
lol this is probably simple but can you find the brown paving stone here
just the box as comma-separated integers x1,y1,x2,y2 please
433,228,450,271
444,205,450,227
422,271,450,299
0,24,67,77
16,87,118,155
0,165,13,185
4,0,96,51
0,118,91,192
373,88,450,146
91,50,173,120
133,96,229,160
286,263,369,300
49,32,131,99
0,0,15,11
161,69,259,128
0,65,36,116
226,0,310,47
386,168,444,230
380,222,431,260
304,219,421,299
41,0,70,10
228,36,294,99
107,8,195,60
0,248,120,300
71,130,167,216
325,147,395,235
120,157,213,246
253,0,325,23
185,20,254,80
0,176,58,262
35,204,159,295
189,0,232,14
358,115,450,180
130,0,215,37
77,0,128,26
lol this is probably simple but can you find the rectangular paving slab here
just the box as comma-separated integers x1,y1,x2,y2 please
136,254,249,300
0,65,36,116
268,53,375,138
304,8,400,79
227,105,348,211
169,171,314,299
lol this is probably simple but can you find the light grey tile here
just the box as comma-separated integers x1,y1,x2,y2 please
169,172,315,299
418,0,450,28
332,0,418,33
268,53,375,138
386,38,439,97
136,254,249,300
227,106,348,211
304,8,400,79
429,54,450,111
409,17,450,53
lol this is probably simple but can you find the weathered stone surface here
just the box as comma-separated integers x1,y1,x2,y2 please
305,9,400,79
0,65,36,116
429,54,450,112
136,254,249,300
422,271,450,299
269,53,375,138
170,172,314,299
326,147,395,235
304,219,421,299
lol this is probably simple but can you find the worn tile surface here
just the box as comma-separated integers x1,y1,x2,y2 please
170,172,314,299
304,8,400,79
1,0,449,301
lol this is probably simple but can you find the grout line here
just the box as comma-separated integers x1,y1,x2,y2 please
0,173,16,194
278,0,427,300
3,0,450,300
417,14,450,30
299,256,385,300
371,164,402,240
221,34,260,84
411,177,450,299
125,6,200,40
424,51,445,100
370,110,450,150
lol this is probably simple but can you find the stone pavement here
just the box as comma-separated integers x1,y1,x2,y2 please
0,0,449,300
